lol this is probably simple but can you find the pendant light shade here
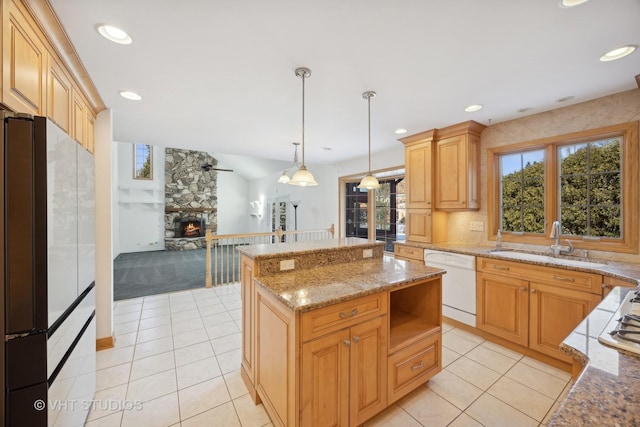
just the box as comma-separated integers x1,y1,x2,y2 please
358,91,381,190
277,172,290,184
289,67,318,186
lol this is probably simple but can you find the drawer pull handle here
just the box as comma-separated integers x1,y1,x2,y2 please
553,275,575,282
412,360,424,370
339,308,359,318
343,340,351,347
352,336,360,343
493,265,510,271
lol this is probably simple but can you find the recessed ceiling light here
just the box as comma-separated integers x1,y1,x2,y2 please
119,91,142,101
96,24,132,45
464,104,483,112
557,96,575,103
394,128,408,134
559,0,589,7
600,45,637,62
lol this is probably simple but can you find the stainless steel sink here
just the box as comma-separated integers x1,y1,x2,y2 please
489,251,605,269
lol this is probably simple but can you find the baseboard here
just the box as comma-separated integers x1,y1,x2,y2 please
442,316,573,374
96,336,114,351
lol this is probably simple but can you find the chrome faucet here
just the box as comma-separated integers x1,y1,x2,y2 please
549,220,573,257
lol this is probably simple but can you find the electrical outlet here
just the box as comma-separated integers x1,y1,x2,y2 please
280,259,295,271
469,221,484,231
363,249,373,258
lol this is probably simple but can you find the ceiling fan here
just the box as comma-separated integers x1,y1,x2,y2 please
200,161,234,173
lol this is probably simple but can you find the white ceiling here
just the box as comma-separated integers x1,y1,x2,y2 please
50,0,640,169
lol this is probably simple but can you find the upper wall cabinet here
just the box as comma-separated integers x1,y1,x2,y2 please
435,121,486,211
47,56,72,133
72,89,85,146
3,0,47,115
399,129,448,243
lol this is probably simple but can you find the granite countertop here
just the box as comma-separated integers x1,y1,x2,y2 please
237,237,384,259
253,255,445,312
396,241,640,285
548,286,640,426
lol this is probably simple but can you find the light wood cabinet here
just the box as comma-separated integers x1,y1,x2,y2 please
301,315,387,427
434,121,485,211
529,282,600,361
394,244,423,264
72,90,85,145
601,275,636,297
3,0,47,115
85,109,95,153
399,130,448,243
240,255,260,403
476,257,602,361
47,56,71,132
476,271,529,347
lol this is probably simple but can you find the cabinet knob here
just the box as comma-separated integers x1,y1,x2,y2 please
531,289,537,293
460,201,465,204
411,360,424,370
343,340,351,347
601,283,610,289
352,336,360,343
520,287,527,292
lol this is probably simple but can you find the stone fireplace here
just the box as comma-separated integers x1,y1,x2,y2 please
164,148,218,251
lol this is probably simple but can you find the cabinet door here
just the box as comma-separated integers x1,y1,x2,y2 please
436,135,466,209
435,134,480,210
476,272,529,346
47,57,71,133
350,316,387,426
406,209,432,243
405,141,431,209
529,282,601,361
301,329,350,427
3,0,47,115
240,256,256,387
72,92,85,145
85,111,96,153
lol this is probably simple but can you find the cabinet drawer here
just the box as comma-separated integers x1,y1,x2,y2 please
394,245,424,261
388,333,440,404
301,293,387,342
477,257,602,294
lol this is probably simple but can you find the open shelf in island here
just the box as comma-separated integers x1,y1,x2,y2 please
388,277,442,354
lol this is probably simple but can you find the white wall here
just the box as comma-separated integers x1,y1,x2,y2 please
247,163,339,234
94,109,114,342
116,142,166,253
334,144,405,177
216,162,251,234
111,141,120,258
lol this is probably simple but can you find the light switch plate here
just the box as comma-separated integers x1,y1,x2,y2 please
470,221,484,231
280,259,295,270
363,249,373,258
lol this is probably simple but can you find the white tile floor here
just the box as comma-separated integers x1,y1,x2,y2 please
88,285,573,427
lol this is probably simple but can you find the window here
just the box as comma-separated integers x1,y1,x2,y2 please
134,143,152,179
488,122,638,253
341,169,405,252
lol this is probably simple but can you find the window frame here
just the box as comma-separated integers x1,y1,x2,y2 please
338,166,405,244
487,122,638,253
133,143,153,180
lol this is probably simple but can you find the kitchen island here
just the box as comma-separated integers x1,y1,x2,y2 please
237,239,445,427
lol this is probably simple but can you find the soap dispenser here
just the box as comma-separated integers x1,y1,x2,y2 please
496,229,503,250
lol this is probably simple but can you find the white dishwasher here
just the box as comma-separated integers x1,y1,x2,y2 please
424,250,477,327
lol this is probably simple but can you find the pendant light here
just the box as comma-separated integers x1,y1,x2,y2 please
277,142,300,184
289,67,318,186
358,91,381,190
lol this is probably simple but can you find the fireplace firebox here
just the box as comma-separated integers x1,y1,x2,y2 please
174,217,206,238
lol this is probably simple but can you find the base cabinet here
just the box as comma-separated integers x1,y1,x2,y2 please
250,276,442,426
476,257,602,361
301,315,387,427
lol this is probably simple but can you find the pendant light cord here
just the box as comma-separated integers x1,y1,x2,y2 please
367,94,371,173
301,73,306,166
